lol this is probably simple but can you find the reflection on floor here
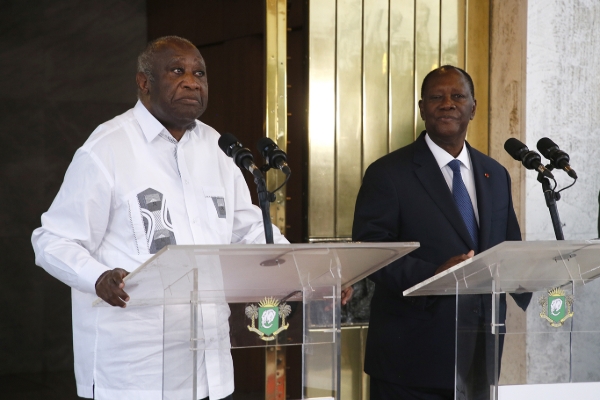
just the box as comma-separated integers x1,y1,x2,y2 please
0,370,79,400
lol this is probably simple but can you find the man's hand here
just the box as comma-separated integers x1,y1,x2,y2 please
434,250,475,275
95,268,130,308
341,286,354,306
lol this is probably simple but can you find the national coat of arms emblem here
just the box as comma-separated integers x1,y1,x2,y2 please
245,297,292,341
539,287,574,327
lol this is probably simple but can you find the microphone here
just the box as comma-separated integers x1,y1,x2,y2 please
537,137,577,179
504,138,554,179
257,137,291,176
218,133,262,176
218,133,273,243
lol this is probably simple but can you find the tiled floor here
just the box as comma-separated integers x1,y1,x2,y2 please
0,371,79,400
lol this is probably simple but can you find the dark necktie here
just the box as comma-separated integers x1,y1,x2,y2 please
448,159,478,251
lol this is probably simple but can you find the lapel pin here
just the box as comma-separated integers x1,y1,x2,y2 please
484,173,490,178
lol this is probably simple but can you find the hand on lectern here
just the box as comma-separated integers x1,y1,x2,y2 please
95,268,130,308
434,250,474,275
341,286,354,306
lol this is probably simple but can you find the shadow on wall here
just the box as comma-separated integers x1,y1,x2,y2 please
0,0,147,383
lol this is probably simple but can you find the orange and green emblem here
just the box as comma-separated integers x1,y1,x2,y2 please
245,297,291,341
539,287,574,327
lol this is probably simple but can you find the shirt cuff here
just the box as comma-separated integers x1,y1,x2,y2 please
77,257,110,295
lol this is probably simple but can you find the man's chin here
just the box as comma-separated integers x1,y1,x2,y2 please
427,124,466,138
173,108,205,123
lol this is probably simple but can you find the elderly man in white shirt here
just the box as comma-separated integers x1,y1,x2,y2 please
31,35,287,400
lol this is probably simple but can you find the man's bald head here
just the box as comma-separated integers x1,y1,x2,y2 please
137,36,197,84
420,65,475,100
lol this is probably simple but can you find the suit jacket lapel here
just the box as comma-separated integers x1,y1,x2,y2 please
413,134,477,251
468,143,493,252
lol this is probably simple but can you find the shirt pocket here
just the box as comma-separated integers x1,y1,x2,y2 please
126,187,178,255
202,186,228,234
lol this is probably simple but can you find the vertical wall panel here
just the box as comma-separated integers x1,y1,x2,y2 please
265,0,288,234
362,0,390,171
307,0,488,241
308,0,337,238
414,0,440,137
440,0,465,68
465,0,490,154
336,0,363,237
389,0,415,152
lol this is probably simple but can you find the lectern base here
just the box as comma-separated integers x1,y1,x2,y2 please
498,382,600,400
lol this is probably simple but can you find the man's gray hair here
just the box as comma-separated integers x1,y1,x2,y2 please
137,36,196,82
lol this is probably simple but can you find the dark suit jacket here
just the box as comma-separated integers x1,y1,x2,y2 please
352,132,522,390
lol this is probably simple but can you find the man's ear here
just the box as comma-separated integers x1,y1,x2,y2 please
418,99,425,120
136,72,151,95
470,99,477,120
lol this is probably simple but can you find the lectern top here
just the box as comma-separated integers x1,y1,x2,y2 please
94,242,419,307
404,240,600,297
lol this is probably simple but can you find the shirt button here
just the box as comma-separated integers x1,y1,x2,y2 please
184,179,190,185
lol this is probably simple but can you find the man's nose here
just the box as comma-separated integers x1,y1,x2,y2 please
181,72,202,90
440,95,456,109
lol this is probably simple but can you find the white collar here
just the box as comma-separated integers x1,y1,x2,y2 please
424,133,472,170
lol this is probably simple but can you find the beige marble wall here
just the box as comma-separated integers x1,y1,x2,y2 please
489,0,528,231
492,0,600,387
489,0,529,385
524,0,600,385
525,1,600,241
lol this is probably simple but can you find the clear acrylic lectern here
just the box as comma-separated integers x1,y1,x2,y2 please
95,242,417,400
404,240,600,400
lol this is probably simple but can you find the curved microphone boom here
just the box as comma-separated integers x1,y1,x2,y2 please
536,137,577,179
504,138,554,179
257,137,291,176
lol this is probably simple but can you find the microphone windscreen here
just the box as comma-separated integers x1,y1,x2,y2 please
504,138,528,161
257,137,276,155
536,137,556,157
218,133,239,156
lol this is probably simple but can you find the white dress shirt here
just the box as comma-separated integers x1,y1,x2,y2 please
32,101,287,400
424,133,480,225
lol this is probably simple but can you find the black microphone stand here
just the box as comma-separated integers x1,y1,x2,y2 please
250,170,274,244
256,161,290,245
537,166,564,240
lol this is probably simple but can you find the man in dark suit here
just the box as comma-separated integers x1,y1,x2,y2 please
352,65,525,400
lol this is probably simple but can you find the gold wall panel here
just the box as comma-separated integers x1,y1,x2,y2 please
414,0,441,136
336,0,364,237
308,0,337,238
340,325,369,400
307,0,490,242
362,0,390,171
389,0,415,152
465,0,490,154
441,0,465,68
265,346,286,400
265,0,288,234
